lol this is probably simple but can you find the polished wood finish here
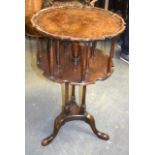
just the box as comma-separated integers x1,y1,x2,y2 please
71,42,80,64
32,7,125,41
31,6,125,145
47,39,53,75
25,0,94,37
41,84,109,146
25,0,43,19
91,41,97,58
38,43,113,85
25,0,43,37
65,82,69,104
39,41,114,145
81,85,86,113
56,40,61,66
71,85,75,98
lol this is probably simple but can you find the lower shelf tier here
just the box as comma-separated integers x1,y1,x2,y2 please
38,44,113,85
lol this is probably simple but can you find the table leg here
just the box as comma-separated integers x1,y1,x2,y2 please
71,85,75,99
47,39,53,76
85,42,91,71
41,83,109,146
91,41,97,58
56,40,61,66
41,112,65,146
42,82,69,146
81,85,86,113
85,112,109,140
64,82,70,114
80,85,109,140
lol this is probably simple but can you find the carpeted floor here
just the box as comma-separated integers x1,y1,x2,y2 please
25,38,129,155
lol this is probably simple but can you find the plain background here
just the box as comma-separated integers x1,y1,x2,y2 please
0,0,155,155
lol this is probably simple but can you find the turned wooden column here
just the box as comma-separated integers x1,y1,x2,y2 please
91,41,97,58
56,40,61,66
71,85,76,99
64,82,69,113
65,82,69,104
81,42,91,81
81,85,86,113
71,42,80,65
47,39,53,76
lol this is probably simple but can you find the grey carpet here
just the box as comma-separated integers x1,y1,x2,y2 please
25,38,129,155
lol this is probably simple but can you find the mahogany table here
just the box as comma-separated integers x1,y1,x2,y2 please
31,6,125,146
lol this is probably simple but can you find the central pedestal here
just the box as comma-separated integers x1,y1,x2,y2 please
42,84,109,146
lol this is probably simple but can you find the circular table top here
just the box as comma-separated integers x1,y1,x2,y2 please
32,7,125,41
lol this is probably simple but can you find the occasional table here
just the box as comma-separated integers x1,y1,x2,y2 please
32,6,125,146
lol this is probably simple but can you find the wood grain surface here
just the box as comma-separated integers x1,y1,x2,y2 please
32,7,125,41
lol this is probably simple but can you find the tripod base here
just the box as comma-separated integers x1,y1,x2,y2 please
41,99,109,146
